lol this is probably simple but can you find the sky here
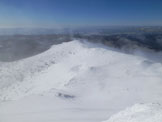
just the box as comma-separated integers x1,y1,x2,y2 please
0,0,162,28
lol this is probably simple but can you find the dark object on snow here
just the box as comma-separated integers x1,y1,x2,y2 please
57,92,75,99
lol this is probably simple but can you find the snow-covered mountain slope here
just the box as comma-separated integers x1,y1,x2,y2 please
103,103,162,122
0,40,162,122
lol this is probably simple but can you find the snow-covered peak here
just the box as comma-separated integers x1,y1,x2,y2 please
0,40,162,102
0,40,162,122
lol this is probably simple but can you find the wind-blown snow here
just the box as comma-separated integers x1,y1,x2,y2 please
0,40,162,122
103,103,162,122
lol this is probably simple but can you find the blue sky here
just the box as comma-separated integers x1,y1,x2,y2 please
0,0,162,28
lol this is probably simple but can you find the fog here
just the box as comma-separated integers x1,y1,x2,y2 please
0,28,162,63
0,34,72,62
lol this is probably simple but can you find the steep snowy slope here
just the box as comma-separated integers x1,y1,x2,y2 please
0,40,162,122
103,103,162,122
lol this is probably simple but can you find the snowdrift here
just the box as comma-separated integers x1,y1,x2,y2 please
103,103,162,122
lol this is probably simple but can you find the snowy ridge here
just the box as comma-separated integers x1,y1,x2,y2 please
0,40,162,102
0,40,162,122
0,40,82,100
103,103,162,122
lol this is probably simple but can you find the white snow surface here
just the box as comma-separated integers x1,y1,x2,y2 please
0,40,162,122
103,103,162,122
